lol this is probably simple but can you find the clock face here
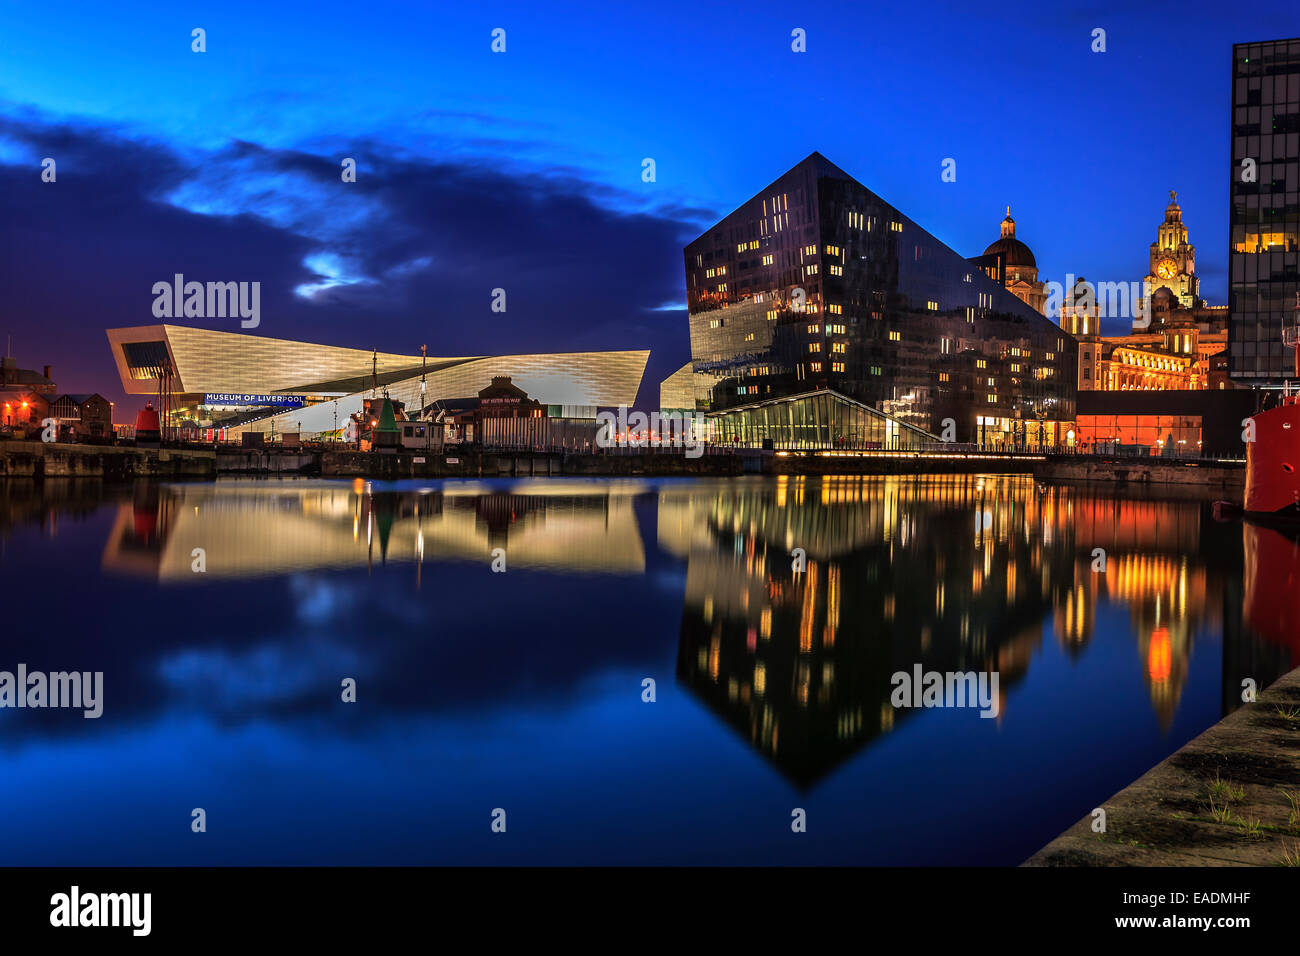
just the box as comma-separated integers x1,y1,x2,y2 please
1156,258,1178,280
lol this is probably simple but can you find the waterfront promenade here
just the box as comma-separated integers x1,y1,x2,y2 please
0,440,1248,487
1026,666,1300,866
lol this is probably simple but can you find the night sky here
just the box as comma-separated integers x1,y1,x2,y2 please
2,0,1296,415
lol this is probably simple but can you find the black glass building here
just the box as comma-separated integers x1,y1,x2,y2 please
1229,39,1300,384
677,153,1076,445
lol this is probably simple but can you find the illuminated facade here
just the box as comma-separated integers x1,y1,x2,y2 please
1061,213,1229,394
670,153,1077,446
708,389,934,450
106,325,648,438
0,354,56,431
1140,191,1202,312
1229,38,1300,383
1055,191,1237,450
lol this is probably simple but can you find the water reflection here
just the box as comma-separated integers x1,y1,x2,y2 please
100,480,648,580
1,475,1297,863
661,476,1293,785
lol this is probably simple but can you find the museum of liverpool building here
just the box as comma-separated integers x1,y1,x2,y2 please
659,153,1078,449
106,325,648,439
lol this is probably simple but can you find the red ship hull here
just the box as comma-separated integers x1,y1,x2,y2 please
1242,522,1300,669
1243,400,1300,518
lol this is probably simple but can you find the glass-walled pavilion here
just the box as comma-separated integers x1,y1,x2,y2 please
707,389,937,450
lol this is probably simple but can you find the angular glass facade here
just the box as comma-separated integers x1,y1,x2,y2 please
681,153,1076,442
1229,38,1300,383
708,390,934,450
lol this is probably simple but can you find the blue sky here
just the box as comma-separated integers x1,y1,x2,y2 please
2,0,1297,408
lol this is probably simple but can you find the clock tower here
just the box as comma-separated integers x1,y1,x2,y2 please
1140,190,1201,316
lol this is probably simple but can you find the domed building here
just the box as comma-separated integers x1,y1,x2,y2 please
978,208,1048,315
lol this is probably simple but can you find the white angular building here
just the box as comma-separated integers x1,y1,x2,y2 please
107,325,649,438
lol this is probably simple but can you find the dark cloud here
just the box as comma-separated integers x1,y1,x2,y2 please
0,111,701,413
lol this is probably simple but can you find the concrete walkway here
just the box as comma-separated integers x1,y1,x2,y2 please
1026,667,1300,866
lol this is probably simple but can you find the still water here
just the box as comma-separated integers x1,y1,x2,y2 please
2,475,1297,865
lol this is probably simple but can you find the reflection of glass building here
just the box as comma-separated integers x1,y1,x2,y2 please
107,325,648,437
1229,38,1300,383
669,153,1077,445
659,476,1262,782
664,476,1059,785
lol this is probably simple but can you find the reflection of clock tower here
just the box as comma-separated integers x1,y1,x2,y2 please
1141,190,1201,314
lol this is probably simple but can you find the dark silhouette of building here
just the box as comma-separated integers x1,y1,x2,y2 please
1229,38,1300,384
48,393,113,440
669,152,1077,445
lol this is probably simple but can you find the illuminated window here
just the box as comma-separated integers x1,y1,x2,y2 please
827,323,846,334
827,303,842,314
804,244,817,256
941,338,953,354
709,318,723,329
829,264,843,276
767,310,778,321
809,361,822,372
808,343,821,353
890,221,903,232
762,254,774,266
807,324,820,334
870,365,883,375
717,283,727,293
824,244,841,257
831,342,846,353
987,393,997,403
939,372,950,382
976,359,986,368
927,300,939,311
889,330,901,342
832,362,845,372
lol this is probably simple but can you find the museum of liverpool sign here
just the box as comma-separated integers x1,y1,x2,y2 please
203,393,308,407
